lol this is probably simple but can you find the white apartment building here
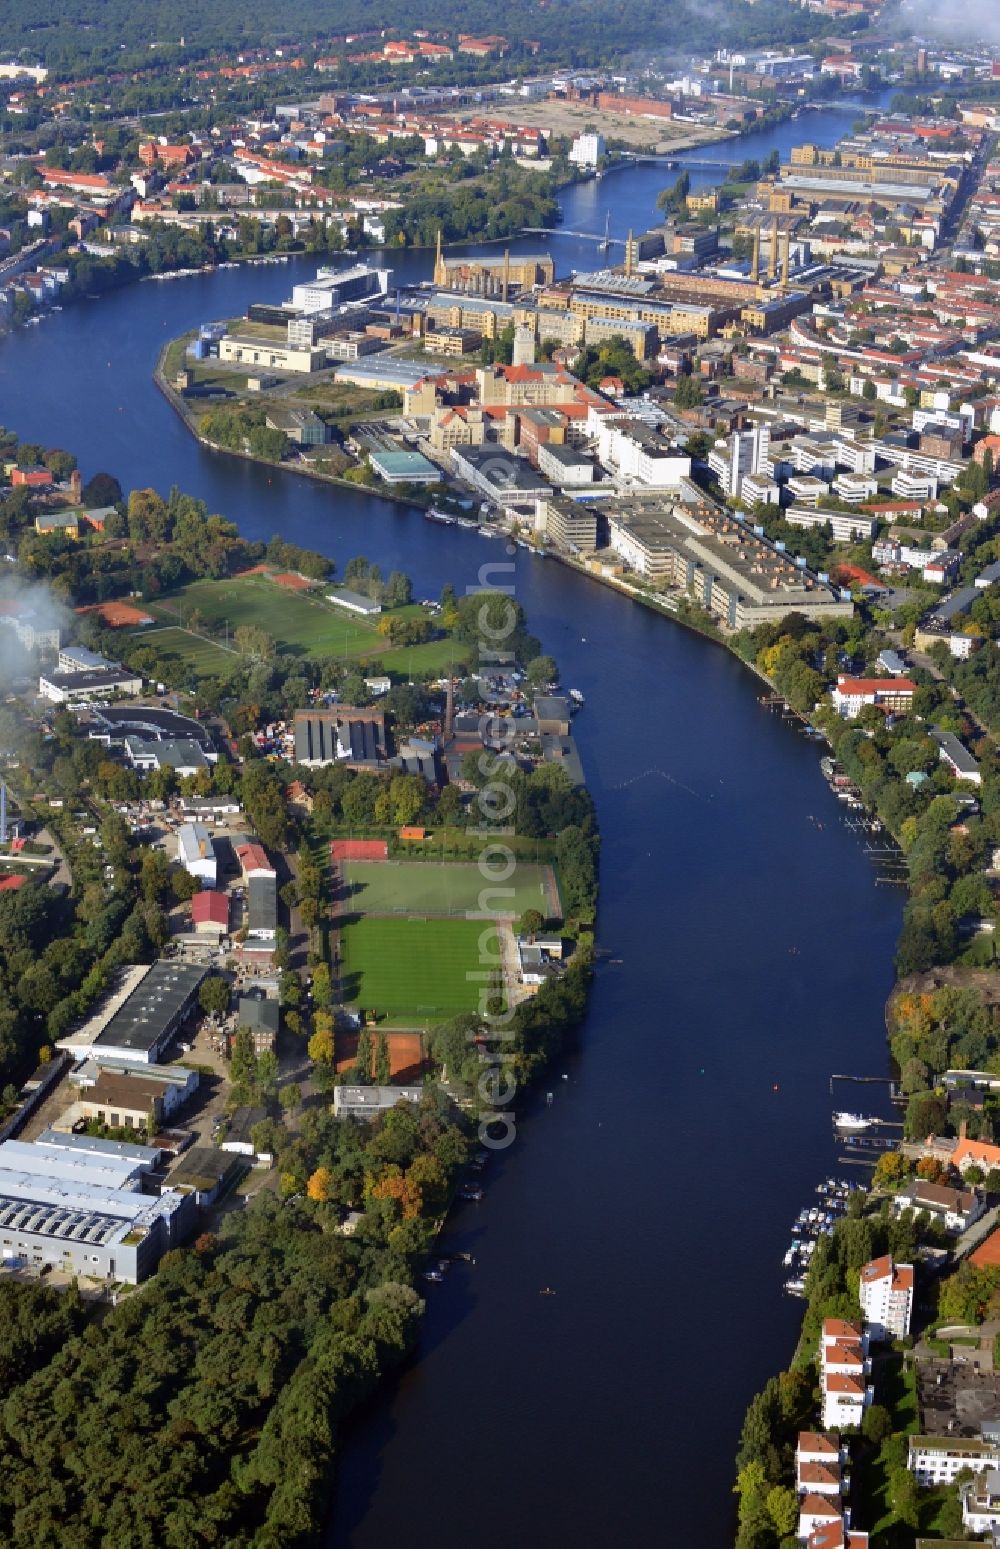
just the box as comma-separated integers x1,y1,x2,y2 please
820,1319,871,1431
597,420,691,486
707,424,770,499
891,469,939,501
909,1435,1000,1487
831,675,917,718
858,1255,913,1340
832,474,879,505
962,1469,1000,1535
796,1431,845,1499
786,475,831,507
833,437,877,475
799,1494,843,1540
739,472,780,505
785,507,877,542
569,132,606,168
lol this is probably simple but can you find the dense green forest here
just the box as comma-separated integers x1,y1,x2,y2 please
0,1097,468,1547
5,0,828,73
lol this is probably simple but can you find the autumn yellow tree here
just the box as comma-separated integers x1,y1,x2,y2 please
308,1013,335,1065
873,1151,911,1190
306,1166,333,1202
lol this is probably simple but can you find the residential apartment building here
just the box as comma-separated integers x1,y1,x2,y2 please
908,1434,1000,1487
858,1255,914,1340
831,676,917,718
820,1318,871,1431
785,508,877,542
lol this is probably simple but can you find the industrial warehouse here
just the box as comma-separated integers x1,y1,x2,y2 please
56,961,207,1065
0,1134,194,1284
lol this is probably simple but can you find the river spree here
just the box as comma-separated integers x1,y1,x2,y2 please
0,99,902,1546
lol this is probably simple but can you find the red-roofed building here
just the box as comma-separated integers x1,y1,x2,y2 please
235,842,275,880
807,1524,868,1549
799,1495,842,1541
820,1319,870,1429
40,167,114,194
10,466,52,489
0,874,27,891
859,1254,913,1339
832,676,917,719
191,890,230,936
953,1135,1000,1175
139,140,194,169
971,1226,1000,1269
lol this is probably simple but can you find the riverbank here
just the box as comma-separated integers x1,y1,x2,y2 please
0,131,906,1545
153,340,440,514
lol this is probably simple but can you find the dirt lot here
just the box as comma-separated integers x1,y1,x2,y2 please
445,98,726,152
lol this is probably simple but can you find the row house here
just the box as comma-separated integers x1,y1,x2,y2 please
820,1318,872,1429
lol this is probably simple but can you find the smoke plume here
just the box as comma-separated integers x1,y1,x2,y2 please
0,577,72,693
898,0,1000,47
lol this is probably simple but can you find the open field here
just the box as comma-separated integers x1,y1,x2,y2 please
442,98,726,152
149,575,382,658
131,625,241,684
339,916,486,1025
341,858,560,919
143,574,472,675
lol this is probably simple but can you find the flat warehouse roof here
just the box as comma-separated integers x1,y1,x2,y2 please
93,961,206,1056
0,1140,140,1191
35,1129,161,1165
335,357,430,387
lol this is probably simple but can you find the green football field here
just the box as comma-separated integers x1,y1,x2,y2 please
339,916,488,1025
150,576,382,657
134,626,242,683
341,859,561,919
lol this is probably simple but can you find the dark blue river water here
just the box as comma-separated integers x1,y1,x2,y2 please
0,96,901,1546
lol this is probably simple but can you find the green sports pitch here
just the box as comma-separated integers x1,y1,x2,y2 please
339,917,487,1025
340,859,561,919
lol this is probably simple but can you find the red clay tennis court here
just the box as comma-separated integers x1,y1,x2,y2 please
331,839,389,863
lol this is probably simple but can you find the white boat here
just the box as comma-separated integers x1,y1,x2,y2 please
568,688,585,705
833,1111,874,1132
426,507,456,524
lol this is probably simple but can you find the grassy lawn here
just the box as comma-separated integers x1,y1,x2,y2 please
852,1354,923,1541
145,575,468,676
149,576,383,659
341,859,560,919
339,916,486,1025
380,635,472,675
131,625,241,684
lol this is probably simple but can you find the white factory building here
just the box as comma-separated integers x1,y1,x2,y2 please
0,1136,193,1283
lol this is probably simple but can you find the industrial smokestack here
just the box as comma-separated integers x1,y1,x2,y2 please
781,230,792,291
768,216,779,280
445,676,455,738
751,227,760,283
